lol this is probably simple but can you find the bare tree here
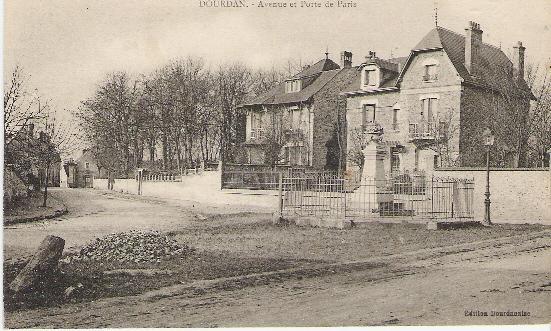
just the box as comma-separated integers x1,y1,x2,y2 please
34,110,81,206
3,66,47,148
525,61,551,167
213,63,252,163
430,110,460,167
77,72,142,177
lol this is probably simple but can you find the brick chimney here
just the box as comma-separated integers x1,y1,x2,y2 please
512,41,526,81
340,51,352,68
464,21,483,74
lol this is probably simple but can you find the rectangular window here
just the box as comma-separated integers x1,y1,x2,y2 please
251,112,263,139
392,108,399,130
286,146,303,166
390,153,400,174
286,80,301,93
85,162,90,170
424,65,437,81
421,98,438,122
362,104,376,126
365,70,376,86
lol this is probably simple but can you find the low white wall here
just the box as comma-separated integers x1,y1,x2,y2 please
94,178,108,190
434,168,551,224
93,171,278,211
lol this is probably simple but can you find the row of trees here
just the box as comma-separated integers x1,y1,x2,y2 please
77,57,307,177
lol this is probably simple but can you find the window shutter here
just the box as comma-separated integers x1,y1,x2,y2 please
362,105,367,128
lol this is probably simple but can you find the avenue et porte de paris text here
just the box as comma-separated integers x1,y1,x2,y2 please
199,0,358,8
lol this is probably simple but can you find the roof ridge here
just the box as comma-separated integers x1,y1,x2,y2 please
437,25,507,52
436,25,462,36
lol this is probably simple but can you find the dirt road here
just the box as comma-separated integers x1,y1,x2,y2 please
4,189,550,327
5,231,550,327
3,188,214,260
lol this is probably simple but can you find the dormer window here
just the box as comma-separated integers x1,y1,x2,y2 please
361,65,380,89
285,79,301,93
365,70,377,86
422,58,439,81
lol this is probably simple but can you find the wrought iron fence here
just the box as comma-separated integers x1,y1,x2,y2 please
282,177,346,218
280,174,474,221
221,166,340,190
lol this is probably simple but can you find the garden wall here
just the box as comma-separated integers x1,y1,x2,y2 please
93,172,278,211
434,168,551,224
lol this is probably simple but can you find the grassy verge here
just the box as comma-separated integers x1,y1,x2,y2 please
171,218,550,262
3,191,67,225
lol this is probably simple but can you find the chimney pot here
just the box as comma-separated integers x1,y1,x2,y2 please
512,41,526,80
340,51,353,68
465,21,483,74
365,51,377,63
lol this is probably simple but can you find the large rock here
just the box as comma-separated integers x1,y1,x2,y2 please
9,235,65,293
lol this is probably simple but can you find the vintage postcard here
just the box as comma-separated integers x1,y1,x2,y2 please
2,0,550,329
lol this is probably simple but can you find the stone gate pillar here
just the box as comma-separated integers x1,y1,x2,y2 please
361,140,387,185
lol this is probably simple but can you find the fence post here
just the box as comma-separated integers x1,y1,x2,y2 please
431,176,434,219
278,172,283,216
137,169,143,195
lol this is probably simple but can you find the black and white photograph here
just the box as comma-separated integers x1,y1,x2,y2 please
2,0,550,328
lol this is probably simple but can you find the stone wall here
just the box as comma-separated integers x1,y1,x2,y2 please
311,68,360,170
93,172,277,211
434,167,551,224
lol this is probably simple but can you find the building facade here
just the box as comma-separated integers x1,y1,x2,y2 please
237,53,354,170
342,22,534,178
61,148,106,188
237,21,534,176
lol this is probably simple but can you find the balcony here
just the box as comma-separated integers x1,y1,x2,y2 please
250,128,266,140
283,128,305,141
362,122,384,135
408,122,437,142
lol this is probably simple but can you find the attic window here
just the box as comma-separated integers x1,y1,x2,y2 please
365,70,377,86
361,66,379,89
422,58,439,82
286,80,301,93
424,64,438,81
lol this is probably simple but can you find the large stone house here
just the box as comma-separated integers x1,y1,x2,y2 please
237,53,356,169
342,21,534,178
237,21,534,177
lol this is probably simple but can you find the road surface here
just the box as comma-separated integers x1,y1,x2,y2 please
4,188,550,327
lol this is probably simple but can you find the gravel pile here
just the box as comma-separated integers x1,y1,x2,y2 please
68,230,193,263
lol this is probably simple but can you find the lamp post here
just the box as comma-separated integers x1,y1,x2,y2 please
482,128,494,226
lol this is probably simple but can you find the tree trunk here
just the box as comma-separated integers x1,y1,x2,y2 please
9,235,65,293
42,163,50,207
175,133,182,172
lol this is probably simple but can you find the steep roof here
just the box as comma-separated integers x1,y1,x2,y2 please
409,26,532,94
239,57,342,107
291,58,340,79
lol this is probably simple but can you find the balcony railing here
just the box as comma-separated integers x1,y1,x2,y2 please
283,128,305,141
408,122,437,141
362,122,384,135
250,128,266,140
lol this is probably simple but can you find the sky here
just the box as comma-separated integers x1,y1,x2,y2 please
4,0,551,118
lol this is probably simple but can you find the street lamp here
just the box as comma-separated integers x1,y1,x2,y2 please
482,128,494,225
